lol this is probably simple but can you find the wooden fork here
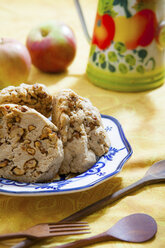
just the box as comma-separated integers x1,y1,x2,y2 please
0,222,90,241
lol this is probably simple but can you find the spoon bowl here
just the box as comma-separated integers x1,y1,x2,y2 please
109,213,157,242
54,213,157,248
144,160,165,181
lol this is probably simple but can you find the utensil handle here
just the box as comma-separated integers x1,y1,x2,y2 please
12,239,40,248
0,233,28,241
12,178,148,248
60,178,148,222
54,232,112,248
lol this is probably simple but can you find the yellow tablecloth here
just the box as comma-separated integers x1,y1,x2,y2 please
0,0,165,247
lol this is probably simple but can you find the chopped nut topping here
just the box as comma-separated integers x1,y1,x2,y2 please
34,141,41,148
73,131,80,139
89,122,96,130
20,106,28,112
34,140,47,154
26,147,36,155
28,125,36,131
33,170,42,177
24,139,31,144
37,92,47,99
71,96,78,102
10,127,24,140
0,83,52,118
48,132,56,140
4,105,10,110
40,126,52,139
13,167,25,176
40,147,47,154
0,160,8,168
24,159,38,169
30,98,37,104
15,116,21,122
7,122,12,128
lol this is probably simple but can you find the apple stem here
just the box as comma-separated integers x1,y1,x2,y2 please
41,29,49,37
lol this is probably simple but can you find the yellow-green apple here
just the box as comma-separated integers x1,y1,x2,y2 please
26,20,76,73
0,38,31,88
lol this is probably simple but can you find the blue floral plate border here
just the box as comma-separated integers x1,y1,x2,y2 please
0,115,133,196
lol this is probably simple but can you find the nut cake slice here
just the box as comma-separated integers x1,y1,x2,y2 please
0,83,52,118
52,89,110,175
0,104,64,183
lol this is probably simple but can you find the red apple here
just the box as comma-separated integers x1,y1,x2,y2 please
0,38,31,88
26,20,76,73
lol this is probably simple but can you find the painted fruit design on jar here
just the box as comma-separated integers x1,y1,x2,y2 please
89,0,164,76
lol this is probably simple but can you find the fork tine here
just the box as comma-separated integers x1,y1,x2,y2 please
49,230,91,237
48,221,88,226
49,227,90,232
48,221,90,233
49,223,89,229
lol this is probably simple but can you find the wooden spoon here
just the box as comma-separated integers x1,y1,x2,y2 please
13,160,165,248
60,160,165,222
54,213,157,248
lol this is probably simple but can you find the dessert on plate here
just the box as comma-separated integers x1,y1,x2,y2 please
0,83,52,117
0,84,110,183
52,89,110,175
0,104,64,183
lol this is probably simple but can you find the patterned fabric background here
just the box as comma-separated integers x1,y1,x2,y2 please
0,0,165,247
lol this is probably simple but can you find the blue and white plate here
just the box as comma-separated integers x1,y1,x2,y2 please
0,115,132,196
